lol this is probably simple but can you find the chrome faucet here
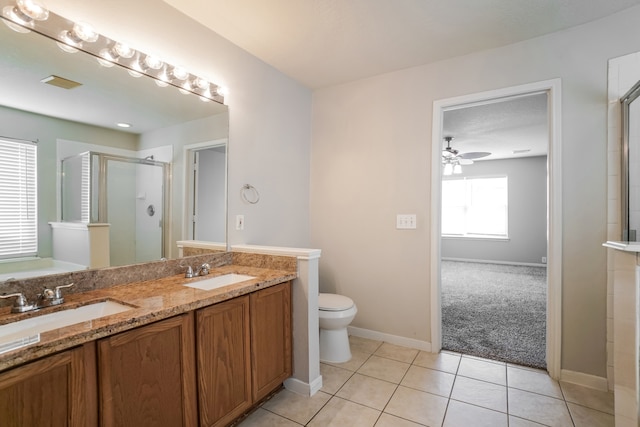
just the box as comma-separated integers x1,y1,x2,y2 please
0,283,75,313
36,283,75,308
0,292,35,313
185,263,210,278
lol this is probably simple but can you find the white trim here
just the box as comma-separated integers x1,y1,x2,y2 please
231,244,322,260
430,79,563,380
348,326,432,352
560,369,609,392
284,375,323,397
442,257,547,268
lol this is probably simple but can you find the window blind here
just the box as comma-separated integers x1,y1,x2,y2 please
0,138,37,259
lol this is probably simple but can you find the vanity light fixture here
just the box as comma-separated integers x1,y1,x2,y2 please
2,0,48,33
0,0,227,104
97,41,134,67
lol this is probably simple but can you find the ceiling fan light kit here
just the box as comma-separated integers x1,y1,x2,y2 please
441,136,491,175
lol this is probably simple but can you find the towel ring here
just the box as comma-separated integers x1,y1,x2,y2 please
241,184,260,204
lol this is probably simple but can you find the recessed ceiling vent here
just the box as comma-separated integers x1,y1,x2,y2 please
40,75,82,90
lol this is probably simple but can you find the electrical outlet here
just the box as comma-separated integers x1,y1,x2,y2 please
236,215,244,230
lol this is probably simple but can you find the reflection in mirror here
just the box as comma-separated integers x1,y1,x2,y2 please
0,6,229,282
622,80,640,241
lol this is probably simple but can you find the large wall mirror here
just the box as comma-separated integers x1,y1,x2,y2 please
0,8,229,281
622,79,640,241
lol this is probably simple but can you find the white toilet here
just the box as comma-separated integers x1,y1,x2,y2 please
318,293,357,363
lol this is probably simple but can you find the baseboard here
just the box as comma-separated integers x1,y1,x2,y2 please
442,257,546,268
348,326,432,352
560,369,609,392
284,375,323,396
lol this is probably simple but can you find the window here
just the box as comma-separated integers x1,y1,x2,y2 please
442,176,508,238
0,138,37,259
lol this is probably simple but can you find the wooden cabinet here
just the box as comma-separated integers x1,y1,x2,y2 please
0,343,97,427
97,313,197,427
197,295,252,427
250,282,292,402
197,281,292,426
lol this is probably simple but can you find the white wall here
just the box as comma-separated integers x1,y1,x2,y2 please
196,148,226,242
311,7,640,378
48,0,313,250
441,156,547,265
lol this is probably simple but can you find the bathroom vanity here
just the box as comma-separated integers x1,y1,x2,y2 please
0,261,295,427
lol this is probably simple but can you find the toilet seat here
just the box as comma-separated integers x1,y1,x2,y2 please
319,293,354,311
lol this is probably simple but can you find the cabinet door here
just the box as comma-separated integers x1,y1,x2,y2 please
250,281,292,402
0,343,98,427
197,295,252,427
98,313,197,427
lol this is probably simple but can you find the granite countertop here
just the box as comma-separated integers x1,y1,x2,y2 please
0,264,296,372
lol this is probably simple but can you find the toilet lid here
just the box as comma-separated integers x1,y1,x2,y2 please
319,293,354,311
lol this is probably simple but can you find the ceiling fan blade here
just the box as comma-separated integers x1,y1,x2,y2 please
459,151,491,160
459,159,474,165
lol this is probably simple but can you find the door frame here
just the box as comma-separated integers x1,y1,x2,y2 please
182,138,228,242
429,79,563,379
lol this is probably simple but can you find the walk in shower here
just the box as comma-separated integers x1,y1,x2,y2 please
61,152,171,266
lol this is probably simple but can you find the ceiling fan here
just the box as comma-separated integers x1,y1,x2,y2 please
442,136,491,166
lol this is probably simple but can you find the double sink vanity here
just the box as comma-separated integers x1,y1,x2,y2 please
0,249,300,427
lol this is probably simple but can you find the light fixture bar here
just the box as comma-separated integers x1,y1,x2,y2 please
0,0,226,104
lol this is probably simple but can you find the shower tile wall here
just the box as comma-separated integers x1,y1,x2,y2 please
607,52,640,391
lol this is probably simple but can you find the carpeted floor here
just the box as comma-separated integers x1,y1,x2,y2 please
441,260,547,369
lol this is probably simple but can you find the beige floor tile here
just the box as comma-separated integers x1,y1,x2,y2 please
307,396,380,427
450,375,507,412
508,415,547,426
336,373,397,410
325,348,371,372
374,343,419,363
507,366,563,398
400,365,455,397
457,356,507,385
320,363,354,394
384,385,448,426
413,351,461,374
462,354,506,366
262,389,331,425
508,388,573,427
560,381,615,415
357,355,411,384
238,408,303,426
374,413,426,426
443,400,508,427
350,335,383,354
568,402,615,427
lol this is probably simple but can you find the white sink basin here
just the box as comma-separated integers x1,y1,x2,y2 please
184,274,256,291
0,300,133,355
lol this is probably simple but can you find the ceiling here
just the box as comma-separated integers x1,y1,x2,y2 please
164,0,640,89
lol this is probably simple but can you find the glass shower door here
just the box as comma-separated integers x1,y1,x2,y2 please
622,80,640,241
105,158,164,266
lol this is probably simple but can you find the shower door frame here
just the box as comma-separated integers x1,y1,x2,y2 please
621,80,640,241
95,153,172,260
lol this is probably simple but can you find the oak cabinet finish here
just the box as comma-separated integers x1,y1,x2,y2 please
197,295,252,427
0,343,98,427
98,313,198,427
250,282,292,402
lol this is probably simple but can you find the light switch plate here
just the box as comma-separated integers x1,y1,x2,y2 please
236,215,244,230
396,214,416,229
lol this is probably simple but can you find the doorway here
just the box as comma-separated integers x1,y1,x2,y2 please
430,79,563,378
183,139,228,243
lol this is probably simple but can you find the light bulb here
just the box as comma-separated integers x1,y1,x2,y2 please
170,66,189,81
192,77,209,90
453,164,462,174
144,55,163,70
443,163,453,176
16,0,48,20
215,86,229,97
60,21,98,47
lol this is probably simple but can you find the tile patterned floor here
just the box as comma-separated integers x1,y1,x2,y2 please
238,336,615,427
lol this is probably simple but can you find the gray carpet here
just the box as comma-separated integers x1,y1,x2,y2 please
441,260,547,369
